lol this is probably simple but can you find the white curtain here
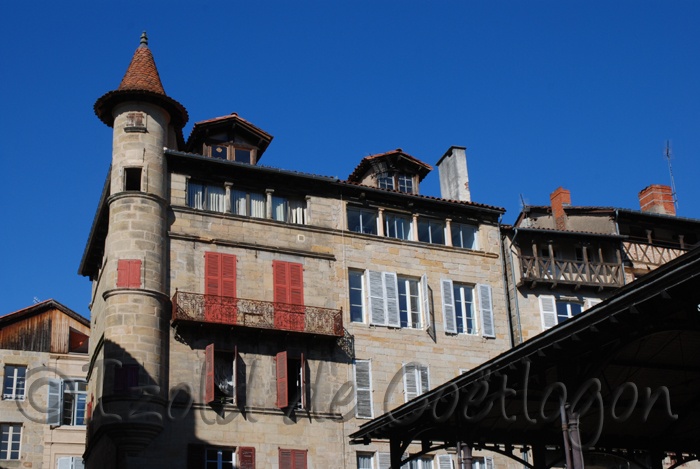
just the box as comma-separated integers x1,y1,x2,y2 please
231,190,247,216
188,183,204,210
289,199,306,225
272,196,288,222
208,186,225,213
250,193,265,218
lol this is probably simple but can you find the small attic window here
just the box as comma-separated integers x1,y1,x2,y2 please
124,168,142,191
234,148,252,164
125,112,146,132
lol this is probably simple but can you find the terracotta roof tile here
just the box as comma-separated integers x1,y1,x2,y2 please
348,149,433,182
186,113,273,144
118,46,166,95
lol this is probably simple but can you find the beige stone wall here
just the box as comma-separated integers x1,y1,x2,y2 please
0,351,88,469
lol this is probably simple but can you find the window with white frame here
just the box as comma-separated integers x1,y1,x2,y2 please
538,296,583,330
231,189,266,219
403,363,429,402
451,223,478,249
398,277,421,329
3,366,25,401
57,456,85,469
206,447,235,469
188,182,226,213
270,196,307,224
347,207,378,235
62,379,88,426
441,280,495,338
472,456,494,469
377,174,395,190
405,456,434,469
397,174,414,194
556,301,582,323
357,452,375,469
436,454,454,469
385,212,413,240
353,359,373,419
418,219,445,245
349,270,365,323
0,424,21,460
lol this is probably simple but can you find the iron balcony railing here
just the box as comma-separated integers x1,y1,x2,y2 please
171,291,343,337
622,241,688,267
518,256,624,288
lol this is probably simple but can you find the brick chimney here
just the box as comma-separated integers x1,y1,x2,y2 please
639,185,675,216
550,187,571,230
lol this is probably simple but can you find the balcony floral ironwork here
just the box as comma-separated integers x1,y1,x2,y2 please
622,241,688,267
171,291,343,337
518,256,624,288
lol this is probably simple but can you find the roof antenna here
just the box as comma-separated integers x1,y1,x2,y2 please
664,140,679,211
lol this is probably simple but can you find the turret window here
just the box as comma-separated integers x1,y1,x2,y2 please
125,112,146,132
124,168,142,191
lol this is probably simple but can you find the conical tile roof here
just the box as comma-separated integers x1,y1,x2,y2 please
117,45,166,95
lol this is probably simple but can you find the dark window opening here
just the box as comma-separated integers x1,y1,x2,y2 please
124,168,142,191
234,148,252,164
214,350,236,404
287,357,302,409
211,145,228,160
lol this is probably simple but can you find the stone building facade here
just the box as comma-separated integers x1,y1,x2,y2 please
502,185,700,344
79,34,515,469
0,300,90,469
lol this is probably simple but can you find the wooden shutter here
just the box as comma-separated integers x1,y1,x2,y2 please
293,450,307,469
421,273,431,330
276,351,288,408
477,284,495,338
187,444,206,469
279,449,293,469
128,260,142,288
441,279,457,333
539,296,557,330
205,344,215,404
221,254,236,297
377,453,392,469
117,260,129,287
57,458,71,469
73,457,85,469
232,346,238,405
403,363,418,402
384,272,401,328
205,252,221,296
353,359,373,419
300,353,308,410
419,365,430,395
367,270,386,326
438,455,454,469
289,263,304,306
239,447,255,469
274,261,290,304
47,378,62,424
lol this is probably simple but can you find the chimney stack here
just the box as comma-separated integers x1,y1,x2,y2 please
550,187,571,230
639,185,675,216
436,146,470,202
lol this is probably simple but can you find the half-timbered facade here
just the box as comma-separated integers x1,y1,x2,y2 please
79,34,512,469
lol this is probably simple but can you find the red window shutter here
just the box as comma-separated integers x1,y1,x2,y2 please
279,449,293,469
187,444,206,469
205,252,221,296
205,344,215,404
117,260,129,287
273,261,289,304
289,263,304,306
128,260,142,288
239,447,255,469
300,353,308,410
86,401,92,421
221,254,236,297
276,351,288,408
293,450,307,469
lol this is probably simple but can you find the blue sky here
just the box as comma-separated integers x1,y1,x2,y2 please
1,1,699,317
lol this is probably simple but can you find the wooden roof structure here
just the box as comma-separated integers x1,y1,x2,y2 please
350,247,700,469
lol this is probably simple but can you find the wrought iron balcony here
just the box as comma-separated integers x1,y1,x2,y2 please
171,291,343,337
623,241,688,267
518,256,624,288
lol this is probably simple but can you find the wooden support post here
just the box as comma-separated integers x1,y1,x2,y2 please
646,229,653,244
532,241,539,277
582,244,590,283
548,242,557,284
679,235,685,249
390,438,403,469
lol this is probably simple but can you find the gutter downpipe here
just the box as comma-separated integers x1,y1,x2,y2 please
498,216,516,348
507,228,523,344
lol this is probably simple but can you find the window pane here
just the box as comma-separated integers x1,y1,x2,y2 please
4,367,15,396
232,190,247,216
360,211,377,235
208,186,225,213
398,174,413,193
250,193,265,218
188,183,204,210
429,222,444,245
358,455,373,469
398,280,409,328
211,145,228,159
347,209,362,233
378,175,394,190
349,271,364,323
235,148,251,163
289,199,306,224
454,224,476,249
272,197,288,222
418,221,430,243
556,302,569,323
454,286,464,334
570,303,583,317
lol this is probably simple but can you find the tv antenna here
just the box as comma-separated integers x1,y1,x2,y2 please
664,140,679,210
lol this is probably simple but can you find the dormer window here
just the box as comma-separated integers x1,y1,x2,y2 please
205,143,255,164
397,174,414,193
377,174,394,190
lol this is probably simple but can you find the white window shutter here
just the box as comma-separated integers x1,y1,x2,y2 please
419,365,430,395
384,272,401,328
440,279,457,333
57,457,72,469
367,270,386,326
73,457,86,469
47,378,63,425
485,456,494,469
477,284,495,338
539,295,558,330
378,453,392,469
421,274,431,330
403,363,419,402
438,455,454,469
354,360,373,419
585,298,602,310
